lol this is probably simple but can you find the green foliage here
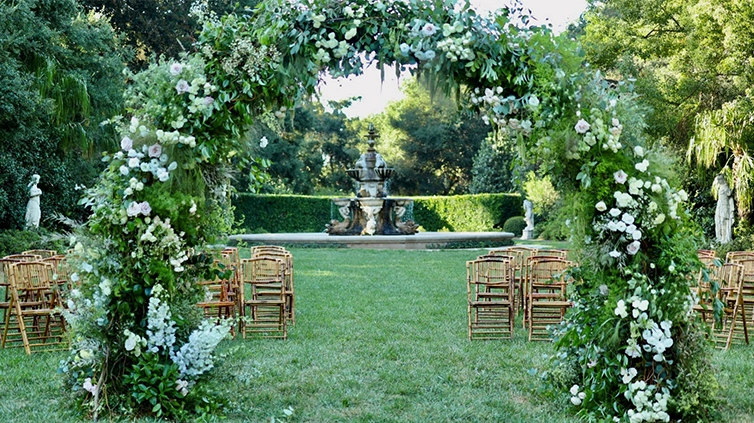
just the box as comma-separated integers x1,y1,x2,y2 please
233,193,521,233
470,135,517,194
502,216,526,237
378,79,491,195
233,194,333,233
412,193,522,232
0,229,66,258
0,0,126,230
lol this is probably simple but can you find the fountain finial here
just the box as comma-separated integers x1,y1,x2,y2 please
367,123,379,148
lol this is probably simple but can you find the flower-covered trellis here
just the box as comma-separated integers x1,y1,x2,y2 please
61,0,717,420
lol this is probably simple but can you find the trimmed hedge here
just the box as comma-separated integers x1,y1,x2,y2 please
233,193,522,233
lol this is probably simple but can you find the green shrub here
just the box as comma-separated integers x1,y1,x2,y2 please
502,216,526,237
0,228,67,257
233,193,522,233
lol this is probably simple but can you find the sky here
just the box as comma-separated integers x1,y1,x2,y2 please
318,0,588,118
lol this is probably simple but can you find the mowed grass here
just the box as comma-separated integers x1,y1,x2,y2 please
0,248,752,422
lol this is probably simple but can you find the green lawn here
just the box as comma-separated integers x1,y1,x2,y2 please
0,248,752,422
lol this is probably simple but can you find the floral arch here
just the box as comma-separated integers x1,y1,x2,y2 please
64,0,716,421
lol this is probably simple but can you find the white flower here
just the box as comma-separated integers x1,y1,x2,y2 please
632,298,649,311
399,43,410,55
140,201,152,216
121,136,133,151
189,201,197,215
571,396,582,406
612,118,620,127
622,367,638,384
614,170,628,184
148,143,162,158
203,96,214,106
570,385,580,396
609,250,622,258
622,213,635,225
344,27,357,40
119,165,129,176
82,377,99,395
176,379,189,396
259,136,269,148
128,157,140,168
654,213,666,225
421,22,437,36
635,159,650,172
127,201,141,217
595,201,607,212
574,119,591,134
614,192,633,208
634,146,644,157
626,241,641,255
528,95,540,108
169,63,183,75
678,189,689,201
175,80,190,94
632,230,642,241
609,208,622,217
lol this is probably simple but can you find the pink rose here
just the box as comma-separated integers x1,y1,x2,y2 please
574,119,591,134
175,80,190,94
121,136,133,151
203,96,214,106
148,143,162,158
140,201,151,216
614,170,628,184
170,63,183,75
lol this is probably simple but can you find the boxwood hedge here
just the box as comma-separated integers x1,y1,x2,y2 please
233,193,522,233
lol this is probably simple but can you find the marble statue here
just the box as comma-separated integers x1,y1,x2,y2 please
714,174,734,244
521,199,534,240
25,174,42,229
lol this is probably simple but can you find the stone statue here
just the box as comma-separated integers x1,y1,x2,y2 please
521,199,534,240
714,174,734,243
25,174,42,229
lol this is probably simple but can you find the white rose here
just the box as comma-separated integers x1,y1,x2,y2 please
574,119,591,134
635,159,649,172
595,201,607,212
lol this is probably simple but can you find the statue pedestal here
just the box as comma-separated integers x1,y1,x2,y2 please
521,229,534,240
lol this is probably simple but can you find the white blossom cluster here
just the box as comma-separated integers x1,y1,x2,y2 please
436,29,475,62
145,284,177,353
117,131,178,183
574,107,623,155
624,381,671,423
136,216,189,272
471,87,537,137
170,319,232,379
569,384,587,406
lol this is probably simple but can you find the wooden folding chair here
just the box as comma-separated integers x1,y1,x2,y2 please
725,251,754,263
251,248,295,325
467,256,515,340
725,257,754,328
527,258,573,341
21,249,58,259
694,262,748,350
492,246,537,316
197,261,237,336
2,261,66,354
239,257,287,339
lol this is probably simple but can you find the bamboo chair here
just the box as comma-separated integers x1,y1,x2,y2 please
726,251,754,263
694,262,748,349
21,249,58,259
219,248,240,306
493,246,537,316
727,257,754,327
2,261,66,354
531,249,568,260
239,257,287,339
251,248,295,325
527,258,573,342
467,256,515,340
197,261,237,334
42,255,70,291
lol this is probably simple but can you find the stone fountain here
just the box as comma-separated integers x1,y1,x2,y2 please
326,125,418,236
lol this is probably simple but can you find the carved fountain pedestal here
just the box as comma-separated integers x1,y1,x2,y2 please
326,125,417,236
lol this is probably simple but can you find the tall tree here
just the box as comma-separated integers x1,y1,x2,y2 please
581,0,754,222
0,0,126,229
379,79,490,195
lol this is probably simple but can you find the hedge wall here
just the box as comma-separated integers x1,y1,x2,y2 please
233,193,522,233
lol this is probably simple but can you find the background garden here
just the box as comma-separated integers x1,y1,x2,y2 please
3,0,754,422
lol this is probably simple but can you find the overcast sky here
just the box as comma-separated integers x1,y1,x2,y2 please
318,0,588,118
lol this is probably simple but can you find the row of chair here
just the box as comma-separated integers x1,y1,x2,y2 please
0,250,68,354
197,246,295,340
467,247,573,342
694,250,754,350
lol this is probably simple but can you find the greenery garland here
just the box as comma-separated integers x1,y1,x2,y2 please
60,0,717,421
